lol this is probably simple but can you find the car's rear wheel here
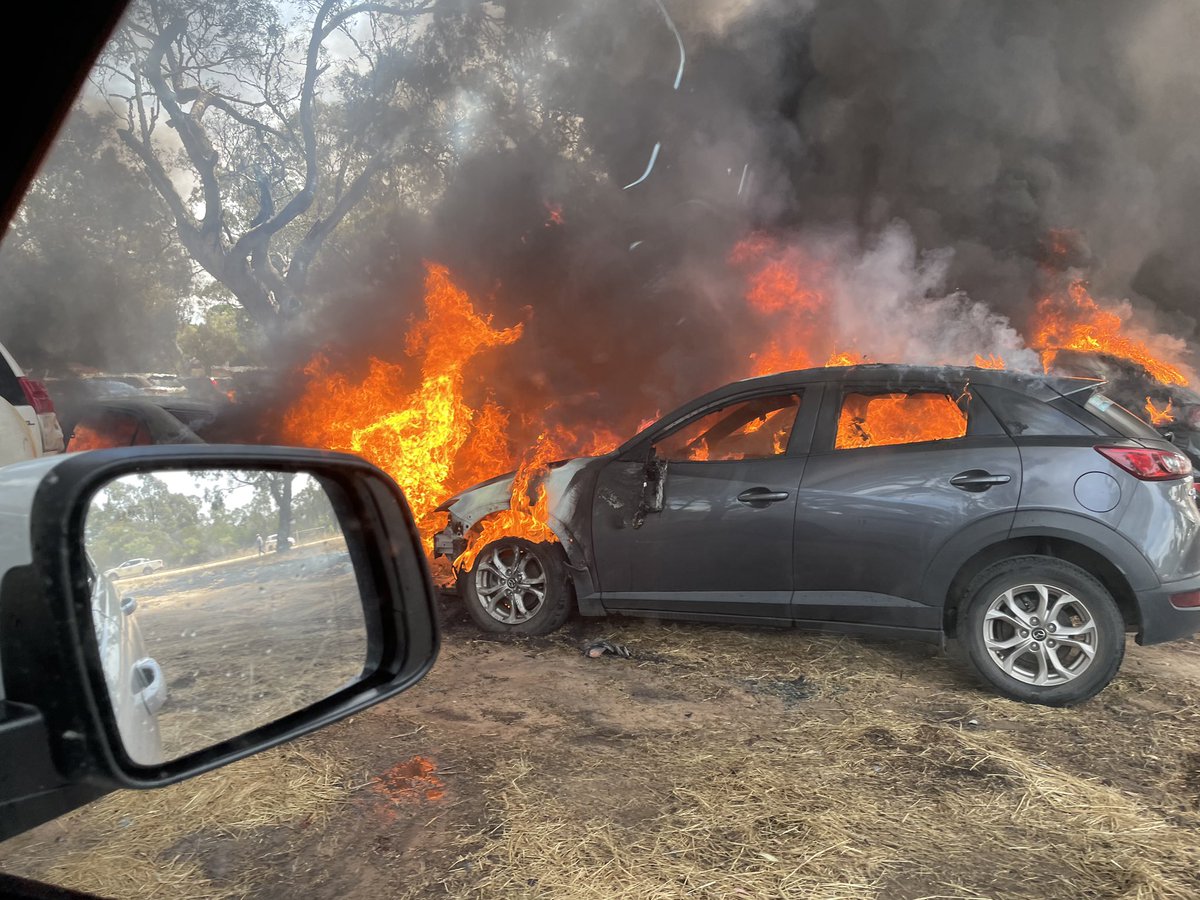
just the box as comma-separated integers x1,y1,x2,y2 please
143,566,153,575
461,537,572,635
960,556,1125,706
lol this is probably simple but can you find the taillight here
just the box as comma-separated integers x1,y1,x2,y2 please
17,377,64,453
1169,590,1200,609
1096,446,1193,480
18,377,55,414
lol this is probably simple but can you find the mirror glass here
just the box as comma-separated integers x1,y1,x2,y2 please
83,468,369,765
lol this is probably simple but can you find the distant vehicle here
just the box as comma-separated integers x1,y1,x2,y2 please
437,364,1200,706
264,534,296,552
141,373,188,395
60,397,204,451
180,375,235,407
105,373,159,392
143,396,223,437
106,557,164,578
0,340,64,461
81,377,142,397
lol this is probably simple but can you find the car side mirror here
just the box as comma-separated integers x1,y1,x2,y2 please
0,445,438,840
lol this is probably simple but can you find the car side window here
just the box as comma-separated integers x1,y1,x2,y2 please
69,411,151,451
975,385,1097,437
654,393,802,462
836,390,967,450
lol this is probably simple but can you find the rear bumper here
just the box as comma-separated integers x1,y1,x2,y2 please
1135,573,1200,645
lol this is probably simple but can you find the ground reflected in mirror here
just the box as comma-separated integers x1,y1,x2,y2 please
84,469,368,763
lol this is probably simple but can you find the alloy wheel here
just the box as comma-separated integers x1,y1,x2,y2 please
982,583,1098,686
474,543,548,625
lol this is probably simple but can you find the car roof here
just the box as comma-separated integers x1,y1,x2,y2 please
728,363,1100,397
616,364,1105,455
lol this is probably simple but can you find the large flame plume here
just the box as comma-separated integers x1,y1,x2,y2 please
285,229,1194,571
282,263,522,539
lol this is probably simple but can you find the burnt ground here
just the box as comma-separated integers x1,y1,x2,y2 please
4,595,1200,899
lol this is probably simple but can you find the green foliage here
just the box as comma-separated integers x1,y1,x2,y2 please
0,110,192,372
84,471,340,571
178,303,258,373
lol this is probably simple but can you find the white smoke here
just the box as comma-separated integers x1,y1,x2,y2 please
825,223,1041,370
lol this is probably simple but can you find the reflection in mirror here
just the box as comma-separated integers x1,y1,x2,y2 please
84,468,369,765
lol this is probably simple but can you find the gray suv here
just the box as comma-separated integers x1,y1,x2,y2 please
435,365,1200,706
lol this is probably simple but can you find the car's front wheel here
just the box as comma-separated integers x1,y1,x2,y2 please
461,537,572,635
960,556,1126,706
143,566,153,575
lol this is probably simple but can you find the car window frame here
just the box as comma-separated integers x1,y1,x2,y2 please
812,379,992,454
618,382,824,463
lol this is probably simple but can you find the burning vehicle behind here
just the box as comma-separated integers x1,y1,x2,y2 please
435,364,1200,707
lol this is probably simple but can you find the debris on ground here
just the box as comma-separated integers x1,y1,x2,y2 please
582,640,632,659
743,675,816,706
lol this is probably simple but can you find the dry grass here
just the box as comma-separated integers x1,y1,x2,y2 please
5,617,1200,899
2,746,353,900
418,621,1200,900
440,724,1200,899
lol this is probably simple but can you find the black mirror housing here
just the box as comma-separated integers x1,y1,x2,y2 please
0,445,439,839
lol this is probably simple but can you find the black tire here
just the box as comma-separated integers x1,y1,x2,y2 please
461,537,573,635
143,567,153,575
960,556,1125,706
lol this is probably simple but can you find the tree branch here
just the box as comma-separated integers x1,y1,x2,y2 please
142,18,224,240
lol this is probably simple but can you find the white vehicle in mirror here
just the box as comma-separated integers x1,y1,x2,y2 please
104,557,164,578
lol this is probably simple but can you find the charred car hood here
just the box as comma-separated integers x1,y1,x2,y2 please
435,456,605,530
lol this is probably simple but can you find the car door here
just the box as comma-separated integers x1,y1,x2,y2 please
591,385,819,621
791,379,1021,633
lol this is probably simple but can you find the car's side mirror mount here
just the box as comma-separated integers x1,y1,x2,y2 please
0,445,439,840
632,446,667,528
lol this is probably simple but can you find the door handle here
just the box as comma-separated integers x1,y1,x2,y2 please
950,470,1012,492
737,488,790,504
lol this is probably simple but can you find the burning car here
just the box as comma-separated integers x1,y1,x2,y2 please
436,364,1200,706
1046,349,1200,471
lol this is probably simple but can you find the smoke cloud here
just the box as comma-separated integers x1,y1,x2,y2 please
301,0,1200,441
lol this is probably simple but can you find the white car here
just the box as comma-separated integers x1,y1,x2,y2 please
264,534,297,552
0,341,64,465
105,557,165,578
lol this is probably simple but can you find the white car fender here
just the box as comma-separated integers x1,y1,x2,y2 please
0,397,37,468
0,455,71,698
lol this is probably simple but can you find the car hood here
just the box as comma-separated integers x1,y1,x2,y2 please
435,456,604,530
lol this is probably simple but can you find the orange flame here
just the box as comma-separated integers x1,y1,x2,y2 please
1145,397,1175,426
836,392,967,450
732,236,830,376
973,353,1005,369
282,263,523,540
826,350,862,367
372,756,445,805
1032,278,1187,386
455,428,568,571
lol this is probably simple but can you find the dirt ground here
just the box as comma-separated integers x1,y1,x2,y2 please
123,539,365,760
4,595,1200,899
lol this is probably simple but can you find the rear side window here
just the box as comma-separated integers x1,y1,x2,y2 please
975,386,1097,437
655,393,802,461
1074,391,1163,440
836,390,966,450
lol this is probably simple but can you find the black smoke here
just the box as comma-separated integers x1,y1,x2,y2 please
293,0,1200,440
